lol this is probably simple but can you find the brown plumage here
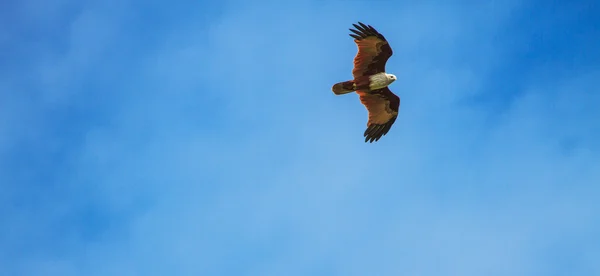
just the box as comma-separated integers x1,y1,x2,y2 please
331,22,400,143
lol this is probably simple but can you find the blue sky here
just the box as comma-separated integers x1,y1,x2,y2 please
1,0,599,275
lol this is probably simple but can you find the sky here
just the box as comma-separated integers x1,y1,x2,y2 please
1,0,599,275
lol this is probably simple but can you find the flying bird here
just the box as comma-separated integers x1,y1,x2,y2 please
331,22,400,143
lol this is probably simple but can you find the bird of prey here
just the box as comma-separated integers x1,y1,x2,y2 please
331,22,400,143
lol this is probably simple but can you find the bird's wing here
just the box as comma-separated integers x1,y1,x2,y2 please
349,22,393,79
357,87,400,143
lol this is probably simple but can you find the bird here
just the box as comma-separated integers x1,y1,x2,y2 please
331,22,400,143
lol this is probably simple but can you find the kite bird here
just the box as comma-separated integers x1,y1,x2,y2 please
331,22,400,143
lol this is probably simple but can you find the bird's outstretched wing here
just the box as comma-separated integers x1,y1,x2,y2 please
349,22,393,79
357,87,400,143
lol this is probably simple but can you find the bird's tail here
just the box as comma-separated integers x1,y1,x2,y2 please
331,80,356,95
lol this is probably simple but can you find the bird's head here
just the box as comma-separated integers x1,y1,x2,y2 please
386,73,397,83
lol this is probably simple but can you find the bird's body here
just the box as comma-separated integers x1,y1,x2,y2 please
331,22,400,143
368,72,397,90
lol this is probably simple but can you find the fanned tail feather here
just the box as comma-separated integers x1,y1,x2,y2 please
331,80,356,95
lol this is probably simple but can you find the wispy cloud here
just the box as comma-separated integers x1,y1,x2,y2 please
1,0,599,275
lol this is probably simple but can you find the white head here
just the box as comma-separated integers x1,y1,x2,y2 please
385,73,397,83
